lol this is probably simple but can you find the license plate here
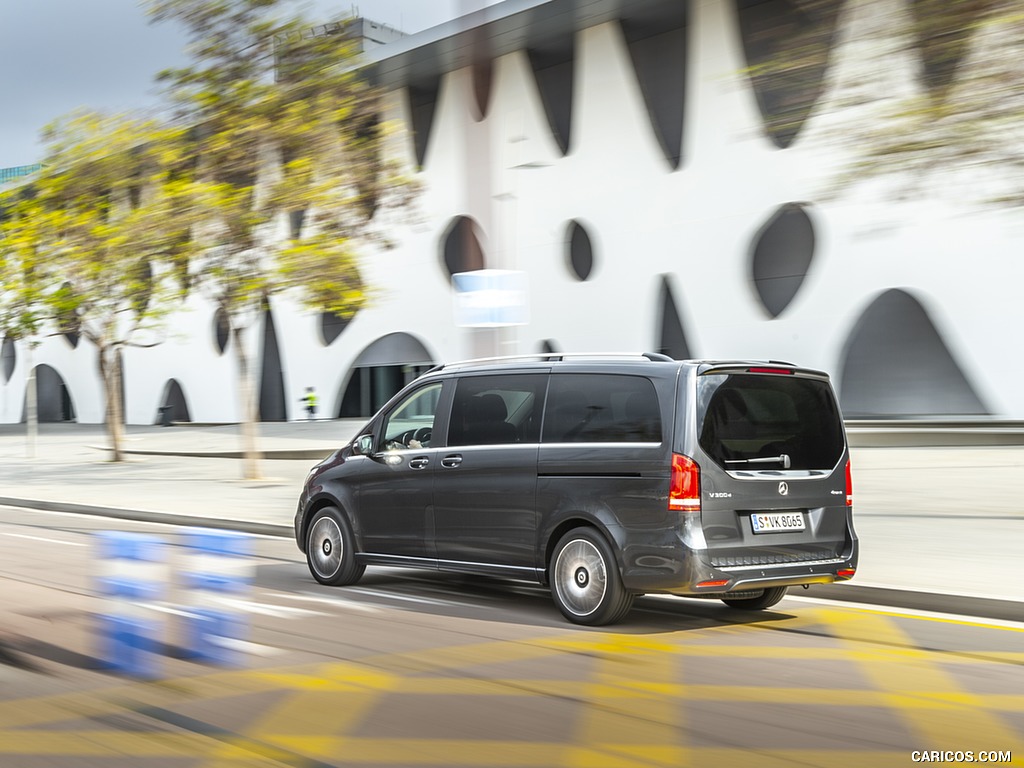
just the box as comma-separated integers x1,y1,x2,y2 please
750,512,806,534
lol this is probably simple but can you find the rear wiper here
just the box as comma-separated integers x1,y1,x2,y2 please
725,454,791,469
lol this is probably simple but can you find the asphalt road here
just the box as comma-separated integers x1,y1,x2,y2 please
0,507,1021,767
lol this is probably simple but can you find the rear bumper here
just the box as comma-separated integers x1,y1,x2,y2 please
617,524,858,596
679,557,856,596
624,557,857,596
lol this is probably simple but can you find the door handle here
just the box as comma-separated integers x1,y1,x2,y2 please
409,456,430,470
441,454,463,468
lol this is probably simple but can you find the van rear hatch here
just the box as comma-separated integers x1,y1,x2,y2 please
692,365,852,569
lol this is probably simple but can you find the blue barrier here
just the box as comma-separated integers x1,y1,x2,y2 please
179,529,253,666
94,531,166,678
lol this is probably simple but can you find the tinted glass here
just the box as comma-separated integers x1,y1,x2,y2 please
697,374,844,471
382,383,442,450
448,374,547,446
542,374,662,443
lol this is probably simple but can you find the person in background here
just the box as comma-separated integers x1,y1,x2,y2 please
301,387,318,420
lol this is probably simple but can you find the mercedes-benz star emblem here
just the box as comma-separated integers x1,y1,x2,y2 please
778,481,789,496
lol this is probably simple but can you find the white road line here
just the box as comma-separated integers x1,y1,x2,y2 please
149,603,198,618
212,597,327,618
348,586,479,609
0,532,85,546
782,594,1024,630
212,637,285,657
278,591,383,613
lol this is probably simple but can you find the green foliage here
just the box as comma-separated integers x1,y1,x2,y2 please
0,110,210,456
16,111,205,345
146,0,420,324
0,190,48,342
277,235,366,318
740,0,1023,205
840,0,1024,204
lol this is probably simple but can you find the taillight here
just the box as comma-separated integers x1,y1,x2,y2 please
669,453,700,512
845,459,853,507
696,579,730,589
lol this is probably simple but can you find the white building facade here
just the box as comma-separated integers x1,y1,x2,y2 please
2,0,1021,424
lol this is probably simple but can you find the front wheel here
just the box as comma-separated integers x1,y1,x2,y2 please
721,586,787,610
550,528,633,626
306,506,365,586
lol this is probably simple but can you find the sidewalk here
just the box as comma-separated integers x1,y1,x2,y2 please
1,422,1021,616
0,421,355,535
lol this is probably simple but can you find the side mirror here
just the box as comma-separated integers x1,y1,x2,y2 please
353,434,374,456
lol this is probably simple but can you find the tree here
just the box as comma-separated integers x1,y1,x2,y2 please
0,187,50,456
739,0,1023,205
147,0,419,480
1,111,204,461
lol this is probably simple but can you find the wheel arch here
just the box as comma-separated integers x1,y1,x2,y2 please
542,516,621,585
301,494,359,551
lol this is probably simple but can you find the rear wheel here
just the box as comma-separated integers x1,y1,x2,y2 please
306,506,365,586
721,586,787,610
550,528,633,626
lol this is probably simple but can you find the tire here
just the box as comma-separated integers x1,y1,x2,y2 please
305,506,365,586
721,586,788,610
550,528,634,626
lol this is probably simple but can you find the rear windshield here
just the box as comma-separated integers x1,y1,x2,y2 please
697,373,844,471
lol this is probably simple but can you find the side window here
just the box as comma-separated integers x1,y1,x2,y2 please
542,374,662,443
447,374,547,447
382,383,443,451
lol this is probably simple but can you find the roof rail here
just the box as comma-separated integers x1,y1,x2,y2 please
429,351,675,373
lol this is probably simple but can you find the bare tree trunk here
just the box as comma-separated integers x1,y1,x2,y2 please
111,348,125,459
25,343,38,459
233,325,262,480
100,342,125,462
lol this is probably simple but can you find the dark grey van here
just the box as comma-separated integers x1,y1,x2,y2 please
294,354,857,625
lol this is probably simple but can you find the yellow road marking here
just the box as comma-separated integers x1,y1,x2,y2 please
1,605,1022,765
205,662,402,766
568,633,688,767
817,608,1021,752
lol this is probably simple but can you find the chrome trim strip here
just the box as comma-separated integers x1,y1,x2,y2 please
439,442,662,450
359,552,543,580
375,441,665,451
442,443,539,451
541,442,662,449
359,553,432,564
719,557,846,572
436,559,539,575
724,469,831,480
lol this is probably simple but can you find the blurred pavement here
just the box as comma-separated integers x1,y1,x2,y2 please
0,421,1021,611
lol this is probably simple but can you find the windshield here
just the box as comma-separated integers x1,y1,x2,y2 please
697,373,844,471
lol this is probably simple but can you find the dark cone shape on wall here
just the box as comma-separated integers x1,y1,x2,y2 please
839,289,988,417
751,203,815,318
658,276,692,360
735,0,842,148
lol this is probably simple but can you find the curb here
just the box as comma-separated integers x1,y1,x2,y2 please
89,445,336,461
804,584,1024,624
846,419,1024,447
0,497,292,539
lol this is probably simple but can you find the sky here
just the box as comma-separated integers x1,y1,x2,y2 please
0,1,493,169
